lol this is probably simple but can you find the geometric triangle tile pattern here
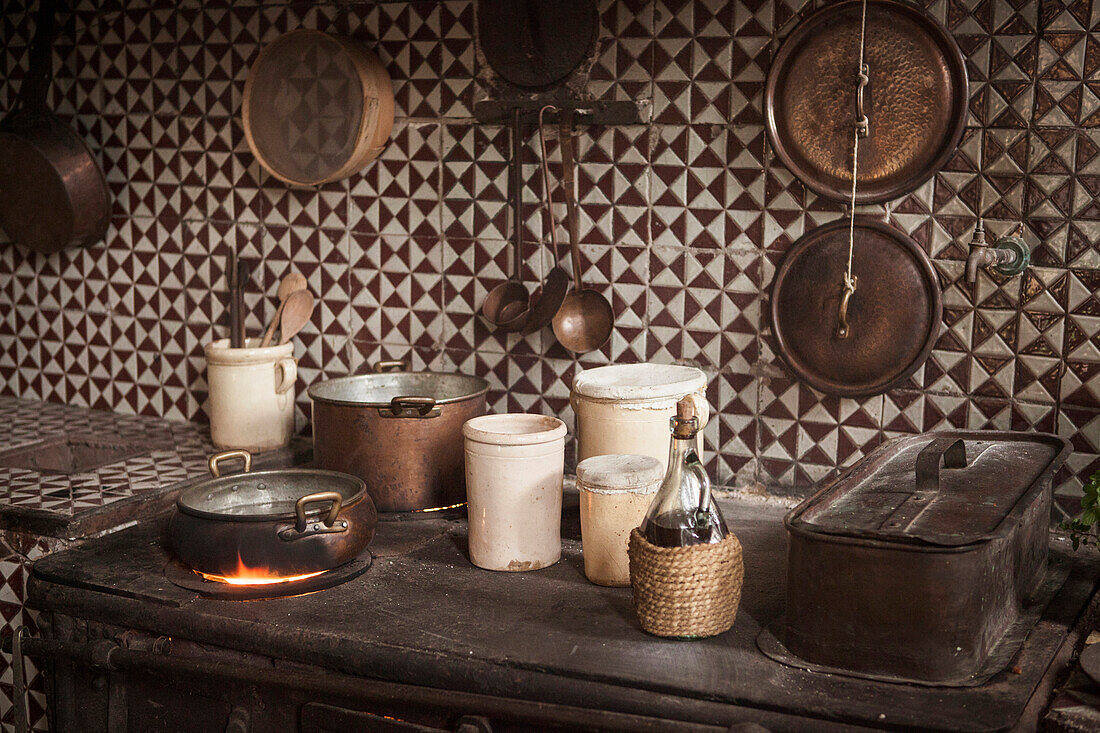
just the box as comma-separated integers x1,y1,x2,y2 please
2,0,1100,505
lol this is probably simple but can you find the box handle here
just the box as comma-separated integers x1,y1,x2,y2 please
878,438,967,534
914,437,967,493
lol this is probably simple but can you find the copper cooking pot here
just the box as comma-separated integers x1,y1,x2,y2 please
308,361,490,512
168,450,377,578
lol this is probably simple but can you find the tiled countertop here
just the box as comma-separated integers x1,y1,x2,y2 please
0,397,305,540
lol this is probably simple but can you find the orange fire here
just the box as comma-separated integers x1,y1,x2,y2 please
196,552,326,586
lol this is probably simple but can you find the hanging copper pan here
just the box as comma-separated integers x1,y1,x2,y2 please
769,219,941,398
765,0,967,204
0,0,110,254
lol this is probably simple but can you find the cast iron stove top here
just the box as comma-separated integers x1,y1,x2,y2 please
25,496,1100,732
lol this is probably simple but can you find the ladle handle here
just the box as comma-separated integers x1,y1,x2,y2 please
18,0,57,113
510,107,524,282
560,120,583,291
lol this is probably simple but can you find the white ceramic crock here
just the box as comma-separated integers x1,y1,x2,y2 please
204,337,297,452
570,363,708,471
576,454,664,587
462,414,568,572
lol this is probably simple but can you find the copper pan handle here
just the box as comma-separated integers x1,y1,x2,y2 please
381,396,441,419
295,492,343,533
208,450,252,478
373,360,409,373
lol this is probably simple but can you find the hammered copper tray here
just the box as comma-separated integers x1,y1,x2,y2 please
769,219,941,397
765,0,968,203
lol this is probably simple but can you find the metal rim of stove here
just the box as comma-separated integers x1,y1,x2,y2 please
163,554,372,600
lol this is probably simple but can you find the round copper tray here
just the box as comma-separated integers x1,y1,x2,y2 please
770,220,942,397
765,0,968,204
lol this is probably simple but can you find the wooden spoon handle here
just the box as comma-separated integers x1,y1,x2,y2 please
260,300,286,348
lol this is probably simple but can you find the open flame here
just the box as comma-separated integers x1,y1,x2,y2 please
195,552,326,586
410,501,467,514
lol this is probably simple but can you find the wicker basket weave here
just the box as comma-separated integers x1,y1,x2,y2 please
628,528,743,639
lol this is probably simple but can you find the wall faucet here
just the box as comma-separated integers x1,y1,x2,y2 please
965,219,1030,302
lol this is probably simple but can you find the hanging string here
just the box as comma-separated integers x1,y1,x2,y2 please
837,0,870,340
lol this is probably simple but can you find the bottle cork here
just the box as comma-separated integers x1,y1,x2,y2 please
673,395,697,438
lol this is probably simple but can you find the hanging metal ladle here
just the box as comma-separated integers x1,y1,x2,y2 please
552,118,614,353
481,108,530,332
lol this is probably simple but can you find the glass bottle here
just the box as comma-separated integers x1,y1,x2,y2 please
640,396,728,547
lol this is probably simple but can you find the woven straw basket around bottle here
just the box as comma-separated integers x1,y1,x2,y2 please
628,528,744,639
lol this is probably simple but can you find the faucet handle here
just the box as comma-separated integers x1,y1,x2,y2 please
992,234,1030,277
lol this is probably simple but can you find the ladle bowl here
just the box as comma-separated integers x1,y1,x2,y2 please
553,289,613,353
482,280,529,330
479,107,530,333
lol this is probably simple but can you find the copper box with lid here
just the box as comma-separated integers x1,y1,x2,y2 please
771,431,1070,685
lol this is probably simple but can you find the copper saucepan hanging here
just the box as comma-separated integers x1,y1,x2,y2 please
765,0,968,204
769,219,942,398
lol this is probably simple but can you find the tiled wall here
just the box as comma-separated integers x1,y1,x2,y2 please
2,0,1100,501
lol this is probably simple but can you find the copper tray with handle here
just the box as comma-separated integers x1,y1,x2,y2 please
769,219,941,398
765,0,968,204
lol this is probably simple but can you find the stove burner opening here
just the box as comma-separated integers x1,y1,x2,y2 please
164,554,372,600
192,552,327,586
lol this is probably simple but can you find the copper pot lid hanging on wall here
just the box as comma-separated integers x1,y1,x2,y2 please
769,220,942,398
765,0,968,204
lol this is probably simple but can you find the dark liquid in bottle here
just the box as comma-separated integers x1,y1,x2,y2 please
642,509,727,547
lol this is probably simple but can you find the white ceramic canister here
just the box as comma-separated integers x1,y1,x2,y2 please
576,453,664,587
570,363,709,471
463,414,568,572
204,337,297,452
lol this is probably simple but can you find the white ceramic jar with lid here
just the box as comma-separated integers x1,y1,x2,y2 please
570,363,709,471
576,454,664,587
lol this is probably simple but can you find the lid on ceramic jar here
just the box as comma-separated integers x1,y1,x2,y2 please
576,454,664,494
571,364,706,403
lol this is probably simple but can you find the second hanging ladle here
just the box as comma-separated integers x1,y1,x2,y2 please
480,108,530,331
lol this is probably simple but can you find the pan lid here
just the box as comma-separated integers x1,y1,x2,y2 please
765,0,968,203
769,219,941,398
787,431,1070,547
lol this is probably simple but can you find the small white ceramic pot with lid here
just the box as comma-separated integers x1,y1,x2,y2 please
576,453,664,587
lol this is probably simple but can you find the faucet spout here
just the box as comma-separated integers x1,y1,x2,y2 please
965,220,1028,284
966,246,1007,284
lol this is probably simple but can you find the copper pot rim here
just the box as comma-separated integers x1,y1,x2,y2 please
308,371,490,408
175,468,368,523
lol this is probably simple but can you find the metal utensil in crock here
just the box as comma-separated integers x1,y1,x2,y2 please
309,361,490,512
168,450,378,578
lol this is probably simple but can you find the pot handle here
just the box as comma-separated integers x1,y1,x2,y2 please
273,356,297,395
208,450,252,478
373,360,408,373
295,492,343,533
381,396,441,418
